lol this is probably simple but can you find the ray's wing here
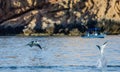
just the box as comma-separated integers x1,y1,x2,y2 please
103,41,107,45
96,45,101,50
102,41,108,49
36,44,42,49
26,43,33,47
26,41,33,47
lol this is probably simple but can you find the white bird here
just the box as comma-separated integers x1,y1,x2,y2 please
27,40,42,49
96,41,108,55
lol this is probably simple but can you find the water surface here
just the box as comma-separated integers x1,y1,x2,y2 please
0,36,120,72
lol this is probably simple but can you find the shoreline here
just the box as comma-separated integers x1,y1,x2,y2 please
0,33,119,37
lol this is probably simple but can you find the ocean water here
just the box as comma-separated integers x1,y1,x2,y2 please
0,35,120,72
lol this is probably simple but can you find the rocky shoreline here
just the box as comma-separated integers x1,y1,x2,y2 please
0,0,120,36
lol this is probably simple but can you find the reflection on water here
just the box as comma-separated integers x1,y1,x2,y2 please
0,36,120,72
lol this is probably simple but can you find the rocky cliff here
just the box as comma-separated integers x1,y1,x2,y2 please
0,0,120,36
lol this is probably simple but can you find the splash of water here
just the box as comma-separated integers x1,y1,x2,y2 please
97,55,107,68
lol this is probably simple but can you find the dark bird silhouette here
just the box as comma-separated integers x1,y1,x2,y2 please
27,40,42,49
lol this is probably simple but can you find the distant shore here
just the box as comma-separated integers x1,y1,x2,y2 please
0,33,119,37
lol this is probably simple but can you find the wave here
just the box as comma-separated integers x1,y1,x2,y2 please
107,65,120,67
0,65,119,70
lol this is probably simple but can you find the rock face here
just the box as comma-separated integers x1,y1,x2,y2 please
0,0,120,35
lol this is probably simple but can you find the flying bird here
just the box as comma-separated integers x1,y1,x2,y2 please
96,41,108,55
27,40,42,49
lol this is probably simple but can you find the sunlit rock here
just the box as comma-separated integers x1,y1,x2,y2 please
0,0,120,35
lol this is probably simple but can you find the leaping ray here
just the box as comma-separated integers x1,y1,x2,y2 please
26,40,42,49
96,41,108,54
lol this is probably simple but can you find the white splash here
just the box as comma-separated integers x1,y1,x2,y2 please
96,41,108,70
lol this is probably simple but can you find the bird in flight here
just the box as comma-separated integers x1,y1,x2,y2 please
27,40,42,49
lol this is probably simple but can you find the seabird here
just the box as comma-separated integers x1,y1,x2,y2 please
27,40,42,49
96,41,108,55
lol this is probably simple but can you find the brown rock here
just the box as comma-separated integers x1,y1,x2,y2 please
0,0,120,35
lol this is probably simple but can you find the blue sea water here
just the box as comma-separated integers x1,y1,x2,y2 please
0,35,120,72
